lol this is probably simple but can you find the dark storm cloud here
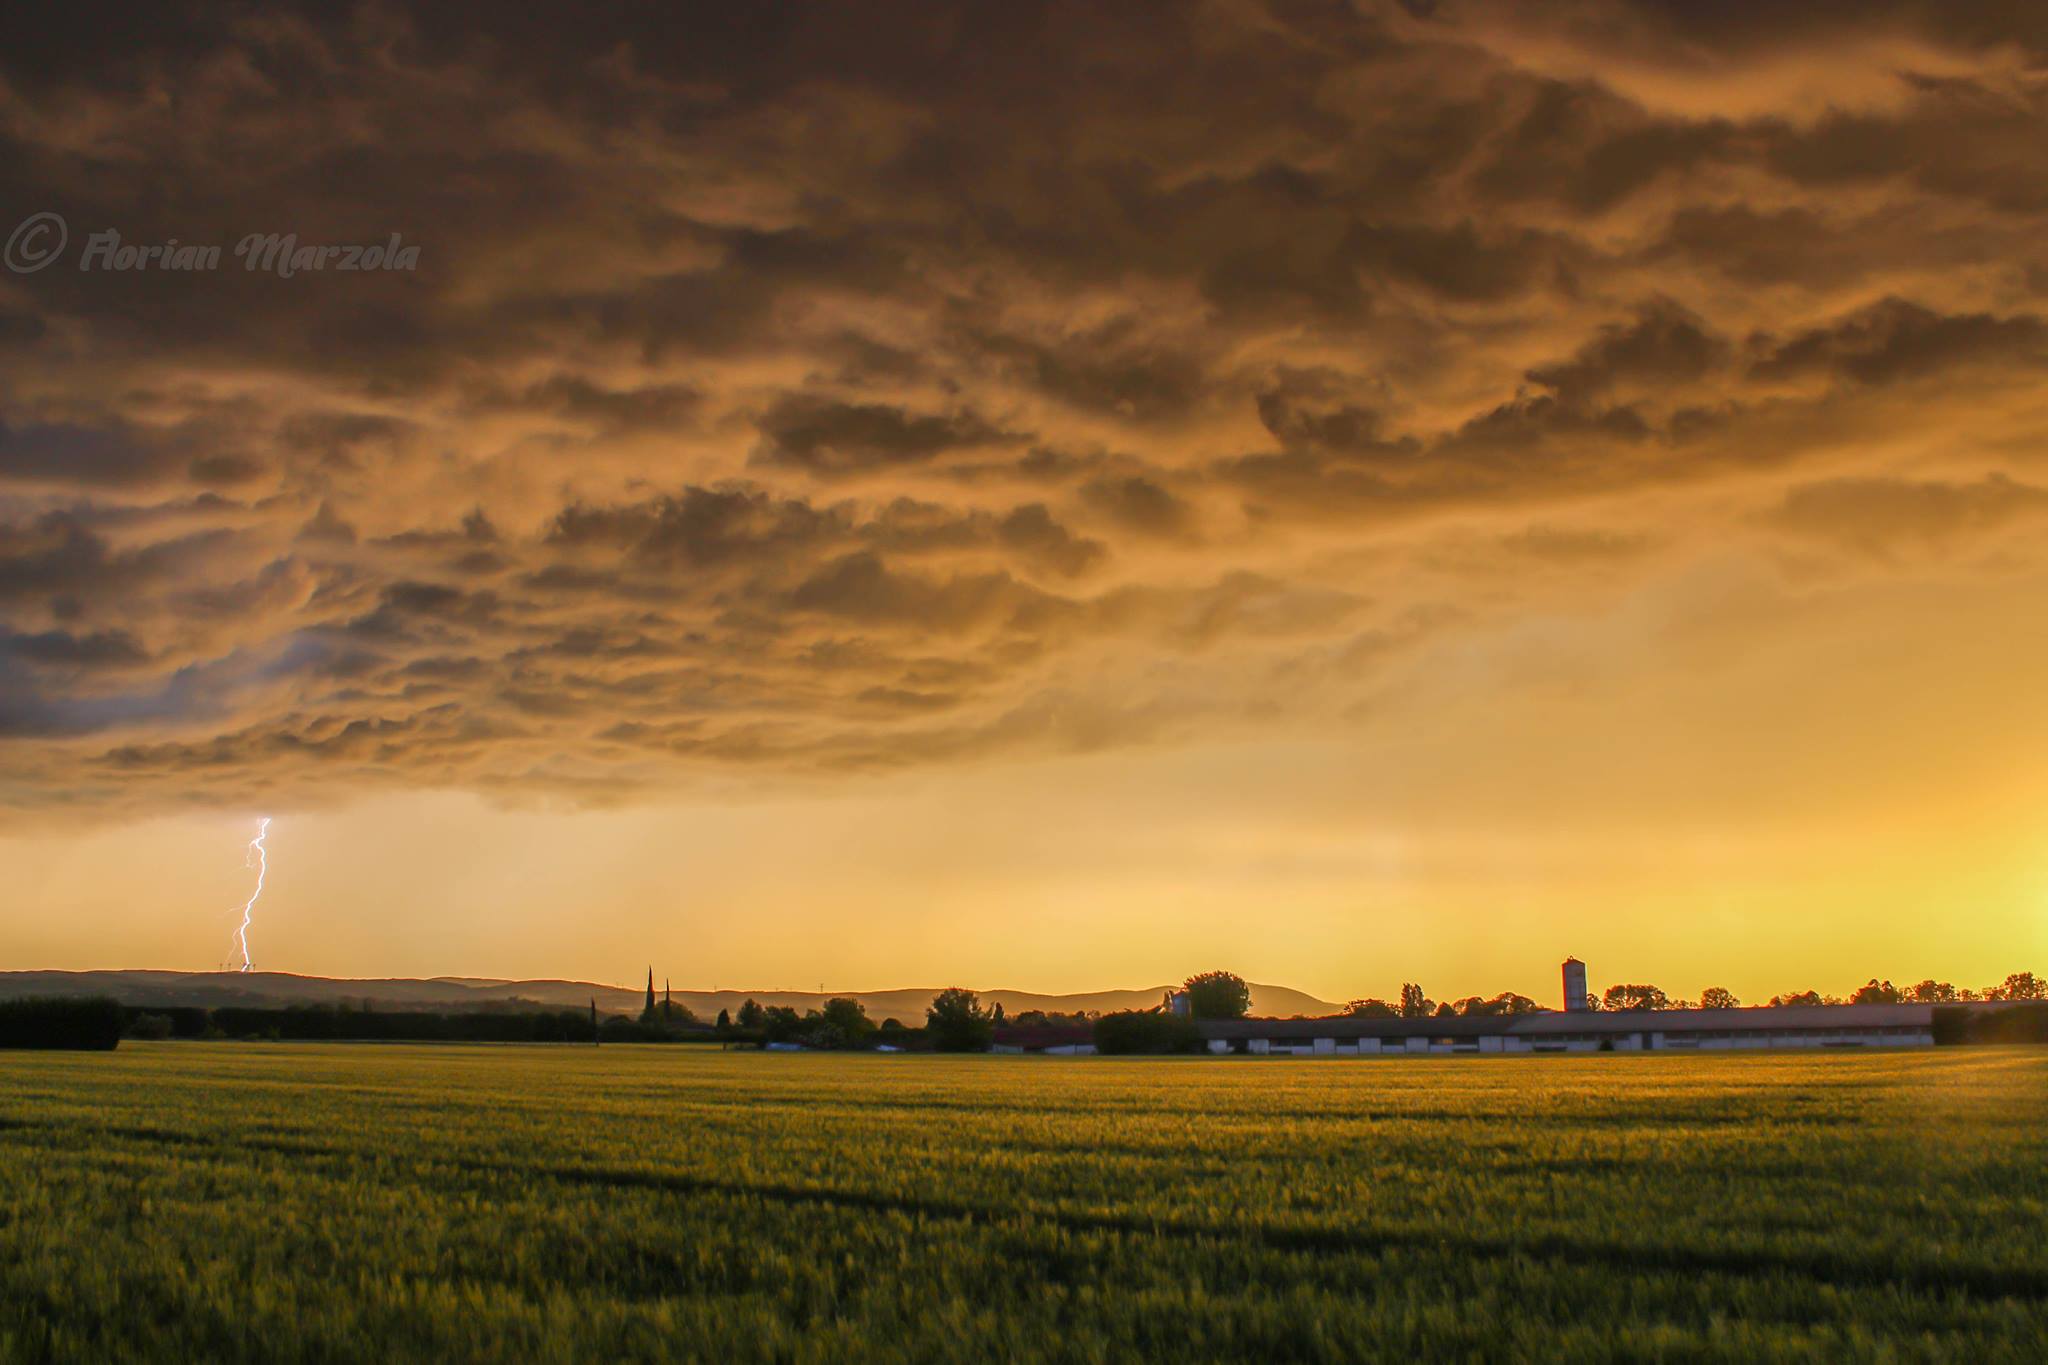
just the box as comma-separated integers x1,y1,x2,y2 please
0,626,147,669
787,554,1045,632
1255,372,1410,457
548,486,846,569
960,319,1210,422
0,422,186,489
1525,300,1730,404
1748,300,2048,387
545,483,1100,580
2,0,2046,811
0,515,234,607
1079,475,1195,539
1467,83,1737,215
496,377,701,432
753,398,1020,477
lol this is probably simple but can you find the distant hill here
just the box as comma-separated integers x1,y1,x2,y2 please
0,970,1342,1021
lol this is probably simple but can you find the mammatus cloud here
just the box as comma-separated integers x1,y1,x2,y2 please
2,0,2046,817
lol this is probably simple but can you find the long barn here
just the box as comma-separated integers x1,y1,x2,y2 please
1196,1002,1939,1056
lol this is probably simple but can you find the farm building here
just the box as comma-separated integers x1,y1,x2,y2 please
1195,1002,1939,1056
991,1023,1096,1055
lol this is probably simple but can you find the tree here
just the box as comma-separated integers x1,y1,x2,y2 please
1343,997,1397,1018
1698,987,1740,1010
715,1007,732,1032
737,998,765,1030
1769,990,1823,1008
1602,984,1669,1011
1092,1010,1201,1055
1999,971,2045,1002
760,1006,802,1043
1181,971,1252,1020
798,1014,846,1050
819,997,875,1043
925,987,995,1052
1909,980,1956,1004
1851,979,1902,1005
1443,993,1541,1017
1398,983,1433,1018
1460,992,1540,1017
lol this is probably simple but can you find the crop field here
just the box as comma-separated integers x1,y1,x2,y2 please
0,1046,2043,1362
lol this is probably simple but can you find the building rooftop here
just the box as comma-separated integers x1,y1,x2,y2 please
1197,1001,1938,1041
1199,1014,1519,1041
1509,1002,1934,1033
991,1023,1095,1049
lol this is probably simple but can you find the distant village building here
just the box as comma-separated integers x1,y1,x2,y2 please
1197,1003,1938,1056
1198,960,1938,1056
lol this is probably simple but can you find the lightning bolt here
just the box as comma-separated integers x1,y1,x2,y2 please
231,817,272,974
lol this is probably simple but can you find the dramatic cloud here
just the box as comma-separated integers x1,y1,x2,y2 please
3,0,2046,819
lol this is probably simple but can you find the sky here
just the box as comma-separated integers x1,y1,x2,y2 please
3,1,2046,1003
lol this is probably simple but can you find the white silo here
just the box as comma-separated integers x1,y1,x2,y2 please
1562,957,1589,1012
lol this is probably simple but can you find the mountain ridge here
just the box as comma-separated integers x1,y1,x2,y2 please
0,970,1343,1020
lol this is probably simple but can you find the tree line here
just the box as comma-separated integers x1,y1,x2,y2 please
1772,973,2045,1007
1340,985,1545,1018
713,988,1097,1052
9,967,2042,1053
1572,972,2046,1012
0,992,1008,1052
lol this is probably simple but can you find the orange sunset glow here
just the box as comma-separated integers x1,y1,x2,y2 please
4,1,2047,1005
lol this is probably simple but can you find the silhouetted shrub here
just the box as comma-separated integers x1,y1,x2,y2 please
125,1012,175,1041
157,1007,214,1038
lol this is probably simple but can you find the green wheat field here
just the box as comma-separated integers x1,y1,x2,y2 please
1,1045,2043,1362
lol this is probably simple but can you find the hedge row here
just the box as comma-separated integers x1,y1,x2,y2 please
0,997,124,1050
1933,1004,2048,1045
0,999,737,1047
